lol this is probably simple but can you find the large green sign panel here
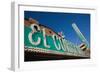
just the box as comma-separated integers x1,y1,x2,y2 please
24,25,84,56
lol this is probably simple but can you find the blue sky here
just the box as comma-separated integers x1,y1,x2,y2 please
24,11,90,46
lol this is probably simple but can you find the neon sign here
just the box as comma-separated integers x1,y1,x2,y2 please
24,23,85,56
